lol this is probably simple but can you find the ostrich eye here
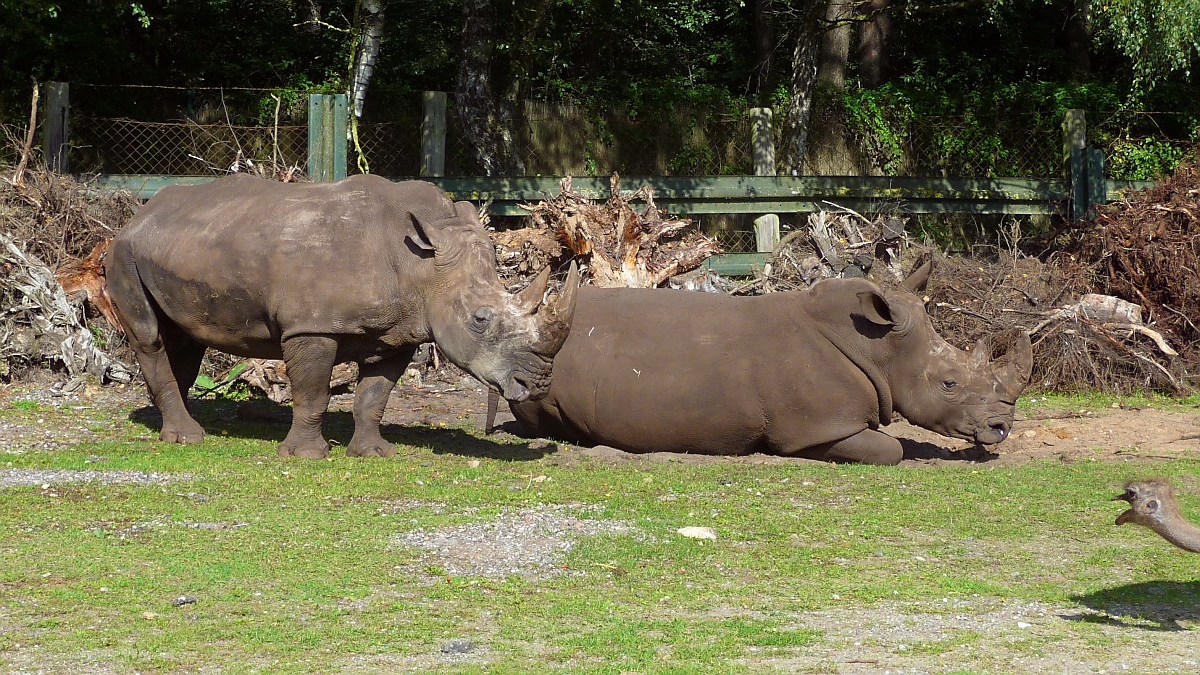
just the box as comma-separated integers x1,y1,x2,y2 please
1146,499,1159,513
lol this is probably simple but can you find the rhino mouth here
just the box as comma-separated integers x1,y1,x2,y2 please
501,373,532,402
973,419,1011,445
499,365,552,402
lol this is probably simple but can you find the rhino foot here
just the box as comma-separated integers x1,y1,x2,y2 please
277,439,331,459
160,419,206,445
346,434,397,458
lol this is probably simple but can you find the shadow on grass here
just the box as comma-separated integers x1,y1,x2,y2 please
128,398,557,461
1066,581,1200,631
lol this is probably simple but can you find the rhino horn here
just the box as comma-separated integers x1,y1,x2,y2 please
515,265,553,315
535,261,582,355
901,258,933,293
990,332,1034,395
968,337,992,370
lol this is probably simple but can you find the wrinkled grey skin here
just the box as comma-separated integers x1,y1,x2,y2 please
106,174,579,458
508,261,1032,465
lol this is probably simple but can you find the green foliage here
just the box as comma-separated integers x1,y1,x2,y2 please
840,85,913,175
1105,137,1188,180
1093,0,1200,95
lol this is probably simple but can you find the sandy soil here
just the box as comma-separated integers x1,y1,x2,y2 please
4,370,1200,467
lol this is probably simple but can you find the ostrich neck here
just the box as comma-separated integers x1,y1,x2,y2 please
1153,512,1200,553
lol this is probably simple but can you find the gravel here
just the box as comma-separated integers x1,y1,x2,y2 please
390,503,634,580
0,468,190,489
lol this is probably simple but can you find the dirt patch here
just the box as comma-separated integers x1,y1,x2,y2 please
0,468,189,489
389,504,634,580
737,597,1200,674
6,373,1200,468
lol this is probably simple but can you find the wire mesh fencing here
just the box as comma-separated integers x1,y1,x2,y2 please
71,117,308,175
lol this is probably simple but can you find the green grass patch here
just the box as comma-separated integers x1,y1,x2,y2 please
2,395,1199,672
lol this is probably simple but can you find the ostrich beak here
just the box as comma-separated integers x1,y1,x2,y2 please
1112,490,1135,525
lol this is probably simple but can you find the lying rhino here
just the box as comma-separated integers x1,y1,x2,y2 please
106,174,579,458
505,261,1031,464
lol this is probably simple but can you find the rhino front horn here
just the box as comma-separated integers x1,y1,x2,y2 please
535,261,581,355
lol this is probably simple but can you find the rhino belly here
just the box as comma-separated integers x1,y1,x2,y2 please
539,287,880,455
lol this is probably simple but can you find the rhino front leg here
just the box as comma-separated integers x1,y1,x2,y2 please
278,335,338,459
800,429,903,465
346,349,414,458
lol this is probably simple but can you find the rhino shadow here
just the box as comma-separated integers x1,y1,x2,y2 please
1064,581,1200,632
898,437,999,463
128,398,555,461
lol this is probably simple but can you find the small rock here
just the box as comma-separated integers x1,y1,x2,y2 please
467,459,481,469
1017,621,1031,628
676,526,717,540
172,595,197,607
142,611,159,620
441,638,477,654
1022,430,1037,438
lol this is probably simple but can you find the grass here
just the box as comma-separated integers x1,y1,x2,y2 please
2,391,1200,673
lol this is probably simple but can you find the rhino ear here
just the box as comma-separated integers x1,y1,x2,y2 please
857,291,895,326
901,258,933,293
453,200,482,225
407,212,441,252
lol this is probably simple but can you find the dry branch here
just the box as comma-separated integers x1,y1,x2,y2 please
499,174,722,289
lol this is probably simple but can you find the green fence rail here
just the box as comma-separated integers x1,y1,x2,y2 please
86,173,1155,275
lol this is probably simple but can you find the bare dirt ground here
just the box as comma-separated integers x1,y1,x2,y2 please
4,370,1200,467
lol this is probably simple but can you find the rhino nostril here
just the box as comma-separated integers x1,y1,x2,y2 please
989,421,1010,438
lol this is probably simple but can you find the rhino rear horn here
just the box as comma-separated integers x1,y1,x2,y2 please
901,258,933,293
991,332,1034,394
515,265,552,315
535,261,581,355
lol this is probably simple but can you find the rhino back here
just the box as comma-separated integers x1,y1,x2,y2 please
539,287,878,455
115,174,440,355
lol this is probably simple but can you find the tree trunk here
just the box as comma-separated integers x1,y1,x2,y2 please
1063,0,1091,82
781,0,824,173
750,0,776,98
817,0,852,89
857,0,892,89
456,0,525,176
351,0,387,119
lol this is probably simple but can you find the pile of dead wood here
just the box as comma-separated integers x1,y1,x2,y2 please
742,207,908,295
1066,146,1200,362
493,174,722,289
923,254,1186,394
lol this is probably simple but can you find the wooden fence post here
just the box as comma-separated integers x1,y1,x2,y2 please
308,93,347,182
43,82,69,173
1062,109,1085,174
750,107,779,253
421,91,447,177
1070,147,1106,220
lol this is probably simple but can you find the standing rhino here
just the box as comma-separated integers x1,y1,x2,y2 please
106,174,579,458
506,261,1031,465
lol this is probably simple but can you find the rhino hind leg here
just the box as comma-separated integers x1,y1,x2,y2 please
798,429,903,465
277,335,339,459
346,348,414,458
105,250,205,444
162,327,207,408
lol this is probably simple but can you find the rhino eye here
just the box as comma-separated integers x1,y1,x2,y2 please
471,307,494,332
941,379,957,391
